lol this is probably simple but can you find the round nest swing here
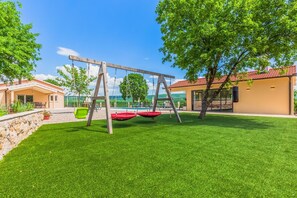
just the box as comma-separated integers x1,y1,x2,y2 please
111,112,137,121
137,111,161,118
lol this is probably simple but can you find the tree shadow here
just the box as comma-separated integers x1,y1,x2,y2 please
177,114,274,130
132,119,157,125
62,126,108,134
101,122,134,129
41,113,276,134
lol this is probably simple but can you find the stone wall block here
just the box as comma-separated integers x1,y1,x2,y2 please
0,111,43,160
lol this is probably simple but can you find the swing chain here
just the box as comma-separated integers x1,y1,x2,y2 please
111,68,117,101
71,60,76,91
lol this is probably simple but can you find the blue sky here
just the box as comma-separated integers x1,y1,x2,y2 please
19,0,186,83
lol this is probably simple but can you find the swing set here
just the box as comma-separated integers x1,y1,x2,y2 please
69,55,182,134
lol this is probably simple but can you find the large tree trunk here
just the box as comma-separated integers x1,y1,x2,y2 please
199,88,212,119
198,51,246,119
199,97,208,119
198,72,213,119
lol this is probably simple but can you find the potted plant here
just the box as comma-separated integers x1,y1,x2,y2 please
43,110,52,120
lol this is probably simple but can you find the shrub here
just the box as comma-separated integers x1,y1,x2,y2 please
0,106,8,117
25,103,34,111
11,101,34,113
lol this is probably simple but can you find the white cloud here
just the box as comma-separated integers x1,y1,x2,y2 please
34,74,57,80
57,47,80,57
144,57,150,61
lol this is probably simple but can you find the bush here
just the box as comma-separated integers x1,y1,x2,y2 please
11,101,34,113
25,102,34,111
294,99,297,114
0,106,8,117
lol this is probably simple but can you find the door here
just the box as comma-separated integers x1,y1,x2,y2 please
192,91,202,111
49,95,54,108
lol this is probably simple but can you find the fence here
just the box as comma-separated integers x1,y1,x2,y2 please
64,94,186,109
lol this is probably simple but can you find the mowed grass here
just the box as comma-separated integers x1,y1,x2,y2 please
0,113,296,197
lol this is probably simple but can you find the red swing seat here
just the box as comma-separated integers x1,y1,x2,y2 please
111,112,136,121
137,111,161,118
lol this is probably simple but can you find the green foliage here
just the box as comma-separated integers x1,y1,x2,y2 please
0,105,8,116
119,73,149,102
11,100,24,112
0,1,41,82
156,0,297,118
1,114,297,197
56,65,96,106
25,102,34,111
44,78,61,86
294,99,297,113
11,100,34,113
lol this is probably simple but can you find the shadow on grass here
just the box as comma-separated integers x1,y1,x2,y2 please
178,113,274,130
132,119,157,125
65,126,108,134
41,122,109,134
102,122,134,129
40,113,275,134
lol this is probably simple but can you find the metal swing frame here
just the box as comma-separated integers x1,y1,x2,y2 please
69,55,182,134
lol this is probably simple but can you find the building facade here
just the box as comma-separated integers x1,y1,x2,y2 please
170,66,296,115
0,79,64,109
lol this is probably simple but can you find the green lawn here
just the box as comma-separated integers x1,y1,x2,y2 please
0,114,296,197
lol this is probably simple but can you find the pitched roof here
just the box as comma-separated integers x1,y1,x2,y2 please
170,66,296,89
0,79,64,92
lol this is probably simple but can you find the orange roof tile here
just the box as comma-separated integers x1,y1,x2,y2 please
0,79,64,91
170,66,296,89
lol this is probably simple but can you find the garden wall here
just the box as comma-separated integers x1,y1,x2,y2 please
0,110,43,160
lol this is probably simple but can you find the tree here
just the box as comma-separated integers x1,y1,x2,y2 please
0,1,41,82
119,73,149,103
156,0,297,119
56,65,96,106
44,78,61,86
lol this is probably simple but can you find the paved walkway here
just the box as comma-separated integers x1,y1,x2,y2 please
184,111,297,119
42,108,297,125
42,107,175,124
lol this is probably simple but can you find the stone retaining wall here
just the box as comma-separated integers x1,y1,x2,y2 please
0,110,43,160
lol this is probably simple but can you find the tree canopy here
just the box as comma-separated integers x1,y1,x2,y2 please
56,65,96,106
119,73,149,103
0,1,41,82
156,0,297,118
44,78,61,87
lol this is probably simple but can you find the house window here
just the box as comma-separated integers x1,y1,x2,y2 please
17,95,25,103
17,95,34,103
26,95,34,103
50,95,54,101
55,95,58,101
192,89,232,111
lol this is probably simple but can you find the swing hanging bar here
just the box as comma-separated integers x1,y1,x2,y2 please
69,55,175,79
